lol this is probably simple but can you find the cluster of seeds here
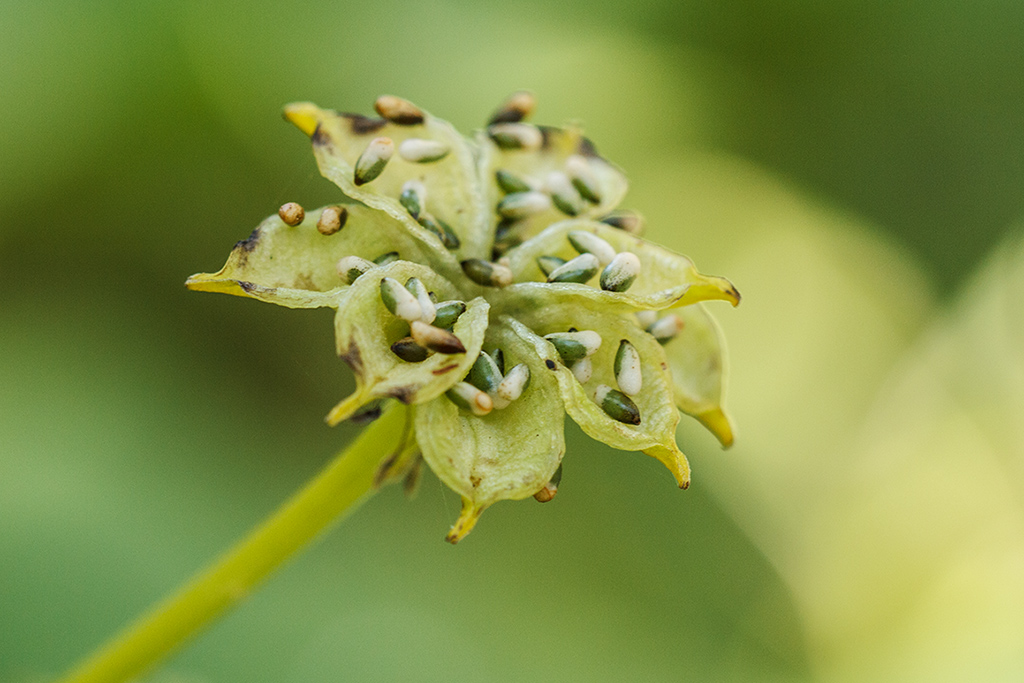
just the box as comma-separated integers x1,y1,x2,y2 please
536,230,641,293
544,328,644,425
398,179,461,250
635,311,685,344
446,348,532,417
277,202,350,236
376,275,468,360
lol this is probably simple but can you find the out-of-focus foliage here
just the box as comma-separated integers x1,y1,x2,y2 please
2,0,1022,681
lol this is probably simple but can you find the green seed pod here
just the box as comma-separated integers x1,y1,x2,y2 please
410,320,466,354
495,169,532,194
380,277,423,321
399,180,425,219
547,253,600,284
600,251,641,292
488,91,536,125
536,255,567,277
335,255,375,284
595,384,641,425
461,259,513,288
391,337,430,363
599,210,644,235
497,191,552,219
354,136,394,185
446,381,494,416
398,138,450,163
487,122,543,150
373,251,400,265
316,205,348,235
614,339,642,396
374,95,425,125
468,352,503,393
567,230,617,265
544,330,602,362
647,314,684,344
565,155,602,203
432,300,467,330
404,277,436,324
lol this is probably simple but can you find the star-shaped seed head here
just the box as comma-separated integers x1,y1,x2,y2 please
186,93,739,543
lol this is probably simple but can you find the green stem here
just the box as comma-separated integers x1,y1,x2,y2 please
56,405,408,683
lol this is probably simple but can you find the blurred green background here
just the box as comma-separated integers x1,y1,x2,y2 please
3,1,1023,681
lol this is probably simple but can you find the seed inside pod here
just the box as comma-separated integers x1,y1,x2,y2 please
535,255,567,277
374,251,400,266
316,205,348,235
635,310,658,329
467,352,503,393
495,169,532,194
614,339,642,396
404,277,436,324
490,348,506,375
399,180,426,219
488,90,537,125
410,320,466,354
497,191,552,219
278,202,305,226
398,138,450,163
488,123,543,150
595,384,641,425
567,230,617,265
380,277,423,322
391,337,430,363
374,95,425,125
544,330,602,362
462,259,513,288
336,255,375,284
570,357,593,384
545,171,582,216
546,253,600,284
600,251,641,292
647,314,684,344
446,381,493,416
354,137,394,185
496,363,530,402
565,155,602,204
432,300,467,330
533,463,562,503
600,210,644,235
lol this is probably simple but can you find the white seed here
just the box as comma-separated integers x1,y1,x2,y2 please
565,154,602,203
404,277,436,324
497,191,552,219
567,230,617,265
354,137,395,185
380,277,423,322
336,255,375,284
545,171,582,216
488,123,543,150
647,314,684,343
496,363,530,402
614,339,642,396
447,381,494,416
570,357,593,384
278,202,305,226
398,138,450,163
600,251,641,292
316,205,348,235
374,95,424,125
635,310,658,329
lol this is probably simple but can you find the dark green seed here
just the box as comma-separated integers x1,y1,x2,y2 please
399,186,422,219
491,348,505,375
495,169,532,194
391,337,430,362
468,352,503,393
536,255,567,276
432,300,467,329
374,251,400,265
462,259,513,287
547,253,600,284
598,386,641,425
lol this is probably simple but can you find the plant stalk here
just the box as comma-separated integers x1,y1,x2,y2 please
56,405,407,683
